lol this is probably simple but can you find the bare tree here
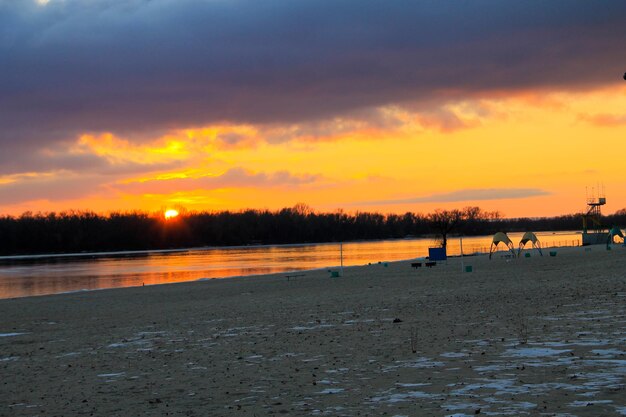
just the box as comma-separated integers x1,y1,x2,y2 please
428,209,463,248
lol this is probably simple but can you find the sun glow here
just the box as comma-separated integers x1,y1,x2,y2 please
164,209,179,219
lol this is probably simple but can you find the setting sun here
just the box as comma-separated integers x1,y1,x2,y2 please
164,209,179,219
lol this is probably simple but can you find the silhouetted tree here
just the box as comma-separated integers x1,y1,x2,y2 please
0,205,610,256
429,209,463,248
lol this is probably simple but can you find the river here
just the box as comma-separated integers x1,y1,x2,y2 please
0,231,582,299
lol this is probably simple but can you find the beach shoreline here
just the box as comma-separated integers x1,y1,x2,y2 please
0,234,585,301
1,245,625,416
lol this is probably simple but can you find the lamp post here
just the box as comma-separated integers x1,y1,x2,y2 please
340,242,344,276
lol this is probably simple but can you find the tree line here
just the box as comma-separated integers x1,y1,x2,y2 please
0,205,625,256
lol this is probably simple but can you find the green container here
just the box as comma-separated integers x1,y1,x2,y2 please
465,265,473,272
549,251,557,257
330,271,340,278
383,262,388,267
525,253,531,258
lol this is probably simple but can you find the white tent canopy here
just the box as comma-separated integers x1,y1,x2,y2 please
518,231,543,256
489,232,516,259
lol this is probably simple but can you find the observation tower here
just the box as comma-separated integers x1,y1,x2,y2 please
582,186,608,245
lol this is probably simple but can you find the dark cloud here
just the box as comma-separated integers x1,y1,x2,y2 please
115,167,321,194
0,174,110,204
0,140,184,176
356,188,551,206
1,0,625,151
0,146,106,175
0,155,195,204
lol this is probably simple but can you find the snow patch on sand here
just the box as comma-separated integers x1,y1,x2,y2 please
317,388,344,394
97,372,125,378
503,347,571,357
370,390,442,403
292,323,334,331
441,352,469,358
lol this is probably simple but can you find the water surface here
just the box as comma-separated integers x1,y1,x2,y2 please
0,231,581,299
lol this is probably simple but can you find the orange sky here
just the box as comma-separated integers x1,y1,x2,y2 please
3,2,626,219
2,85,625,218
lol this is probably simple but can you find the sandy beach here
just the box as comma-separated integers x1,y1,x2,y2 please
1,245,625,416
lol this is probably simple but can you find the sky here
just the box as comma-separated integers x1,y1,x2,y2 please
1,0,626,218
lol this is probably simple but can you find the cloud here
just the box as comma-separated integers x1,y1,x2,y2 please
356,188,551,206
578,113,626,127
115,167,322,195
1,0,625,151
0,173,111,205
0,137,186,176
0,147,108,176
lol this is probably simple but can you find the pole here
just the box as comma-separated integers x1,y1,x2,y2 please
460,236,464,272
340,242,344,276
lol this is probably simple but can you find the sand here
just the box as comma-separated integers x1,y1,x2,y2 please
1,245,625,416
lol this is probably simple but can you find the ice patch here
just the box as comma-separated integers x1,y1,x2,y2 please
108,340,150,348
541,339,610,347
318,388,344,394
578,371,624,389
512,401,537,409
370,390,442,403
343,319,375,325
473,364,509,373
1,356,18,362
325,368,349,373
569,400,612,407
442,402,481,411
234,395,258,403
317,379,336,385
577,391,600,397
591,349,626,357
56,352,80,358
451,379,525,396
395,383,431,388
292,324,334,331
441,352,469,358
8,403,41,409
98,372,125,378
311,406,346,415
503,347,571,357
0,332,27,337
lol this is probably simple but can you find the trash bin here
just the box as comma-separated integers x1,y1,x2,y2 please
549,251,557,257
465,265,473,272
330,271,340,278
